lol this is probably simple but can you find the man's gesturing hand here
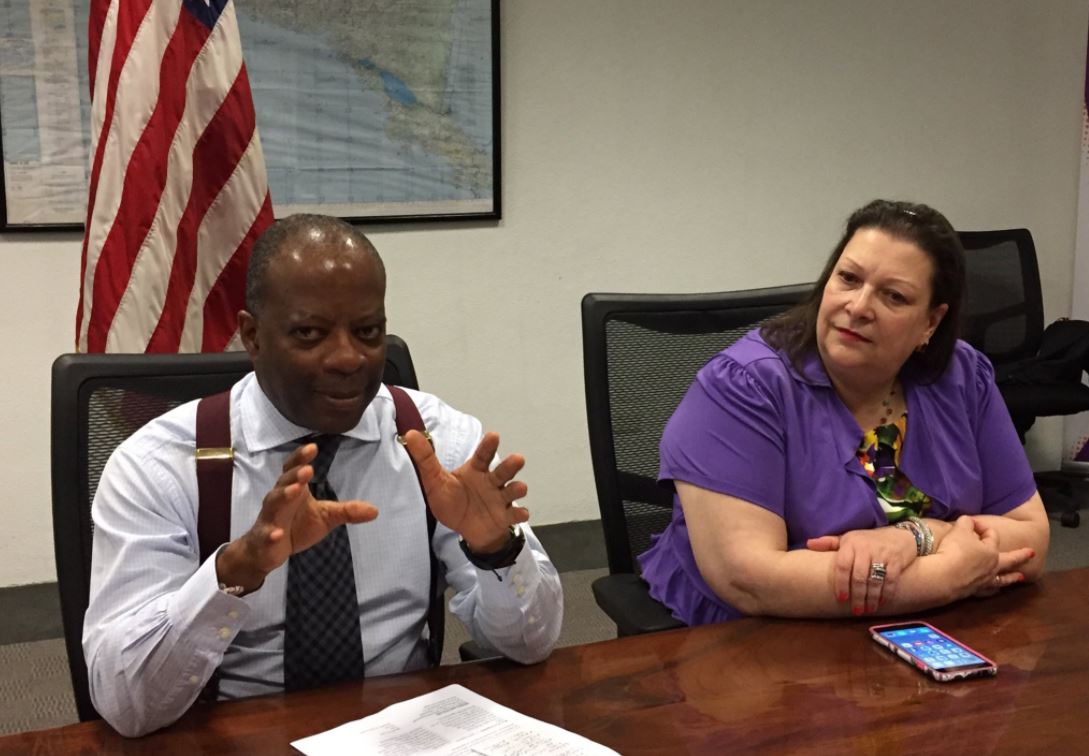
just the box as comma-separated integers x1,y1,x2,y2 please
215,442,379,593
401,430,529,553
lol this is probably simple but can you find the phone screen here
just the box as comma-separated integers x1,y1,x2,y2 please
874,623,989,671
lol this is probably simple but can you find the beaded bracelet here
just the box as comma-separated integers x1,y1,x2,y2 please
918,517,935,555
894,519,925,555
894,515,934,556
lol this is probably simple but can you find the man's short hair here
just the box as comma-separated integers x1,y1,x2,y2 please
245,214,384,316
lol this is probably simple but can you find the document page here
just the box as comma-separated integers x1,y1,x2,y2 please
292,684,619,755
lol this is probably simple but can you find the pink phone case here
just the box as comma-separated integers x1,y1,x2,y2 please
870,621,998,682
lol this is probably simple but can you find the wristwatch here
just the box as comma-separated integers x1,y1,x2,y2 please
458,526,526,570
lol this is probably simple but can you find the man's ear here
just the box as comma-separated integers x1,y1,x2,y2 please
238,310,259,359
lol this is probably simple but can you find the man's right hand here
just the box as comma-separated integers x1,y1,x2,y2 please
214,442,379,594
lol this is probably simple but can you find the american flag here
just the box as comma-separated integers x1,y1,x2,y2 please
76,0,273,353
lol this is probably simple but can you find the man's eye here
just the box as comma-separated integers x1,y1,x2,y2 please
356,325,382,340
292,326,321,341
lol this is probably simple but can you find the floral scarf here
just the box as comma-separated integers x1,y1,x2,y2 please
855,412,932,522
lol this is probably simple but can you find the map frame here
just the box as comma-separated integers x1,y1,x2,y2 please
0,0,500,231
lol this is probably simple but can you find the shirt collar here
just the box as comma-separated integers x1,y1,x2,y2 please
782,342,923,393
237,374,389,452
776,342,833,389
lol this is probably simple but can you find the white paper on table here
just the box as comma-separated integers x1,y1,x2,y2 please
291,683,619,755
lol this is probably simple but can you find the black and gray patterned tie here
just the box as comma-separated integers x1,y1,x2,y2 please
283,434,366,691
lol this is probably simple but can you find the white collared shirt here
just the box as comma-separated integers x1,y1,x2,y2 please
83,374,562,737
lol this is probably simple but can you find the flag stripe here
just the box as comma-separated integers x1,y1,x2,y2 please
79,0,272,354
182,131,271,351
76,0,154,350
148,58,261,352
106,10,246,352
87,8,212,353
201,192,274,352
87,0,113,94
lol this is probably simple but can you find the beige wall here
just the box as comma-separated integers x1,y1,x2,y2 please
2,0,1086,586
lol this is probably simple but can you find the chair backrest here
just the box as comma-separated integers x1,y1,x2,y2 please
957,229,1044,366
581,284,813,576
51,334,418,722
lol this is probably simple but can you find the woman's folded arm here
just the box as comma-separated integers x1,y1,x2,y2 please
678,481,1036,619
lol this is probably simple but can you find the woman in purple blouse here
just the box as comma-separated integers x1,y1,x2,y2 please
639,200,1050,625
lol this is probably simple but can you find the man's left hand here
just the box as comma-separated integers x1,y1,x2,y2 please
401,430,529,553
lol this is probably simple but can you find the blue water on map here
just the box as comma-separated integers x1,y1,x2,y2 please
236,5,492,208
357,58,419,107
379,71,418,107
0,1,492,211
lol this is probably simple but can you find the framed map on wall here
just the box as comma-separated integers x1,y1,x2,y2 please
0,0,500,229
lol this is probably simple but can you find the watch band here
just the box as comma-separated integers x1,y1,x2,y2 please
458,526,526,571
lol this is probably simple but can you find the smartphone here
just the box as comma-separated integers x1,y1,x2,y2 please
870,621,997,682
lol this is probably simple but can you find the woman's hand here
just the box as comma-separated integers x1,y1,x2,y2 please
807,526,918,615
938,516,1035,598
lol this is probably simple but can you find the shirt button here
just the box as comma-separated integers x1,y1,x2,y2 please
218,627,231,639
188,675,201,686
227,610,240,620
515,585,526,597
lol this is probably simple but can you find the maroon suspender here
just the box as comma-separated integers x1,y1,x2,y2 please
387,386,445,667
193,389,233,704
195,390,233,564
193,384,444,701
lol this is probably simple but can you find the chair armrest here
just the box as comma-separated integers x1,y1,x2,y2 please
591,573,685,637
458,640,498,662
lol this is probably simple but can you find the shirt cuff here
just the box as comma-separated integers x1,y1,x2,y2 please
165,546,252,680
472,532,544,604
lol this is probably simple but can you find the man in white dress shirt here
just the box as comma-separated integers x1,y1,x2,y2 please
83,215,563,737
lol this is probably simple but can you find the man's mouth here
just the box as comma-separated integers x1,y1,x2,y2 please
316,389,364,404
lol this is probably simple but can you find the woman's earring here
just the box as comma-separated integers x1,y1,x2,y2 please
915,340,929,354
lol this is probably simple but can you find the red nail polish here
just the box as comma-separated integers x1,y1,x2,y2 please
1018,574,1025,582
837,592,848,602
1028,550,1036,559
879,596,887,607
852,607,862,616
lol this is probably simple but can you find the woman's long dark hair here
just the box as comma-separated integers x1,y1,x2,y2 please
761,199,965,381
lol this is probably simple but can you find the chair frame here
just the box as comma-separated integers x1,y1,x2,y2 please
957,228,1044,365
582,284,814,577
51,335,417,721
958,228,1089,526
51,351,253,722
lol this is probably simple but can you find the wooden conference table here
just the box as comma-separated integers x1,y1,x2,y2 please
5,566,1088,754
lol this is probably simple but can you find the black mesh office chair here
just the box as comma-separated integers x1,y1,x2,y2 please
51,335,418,721
958,229,1089,526
581,284,813,636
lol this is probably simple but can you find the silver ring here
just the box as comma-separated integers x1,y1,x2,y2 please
868,562,887,582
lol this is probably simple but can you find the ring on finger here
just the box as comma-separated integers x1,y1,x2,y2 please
868,562,887,583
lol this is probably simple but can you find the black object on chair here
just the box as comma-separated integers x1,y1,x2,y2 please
51,335,422,722
581,284,813,636
958,229,1089,527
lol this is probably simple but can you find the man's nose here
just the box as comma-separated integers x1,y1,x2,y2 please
324,329,366,373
